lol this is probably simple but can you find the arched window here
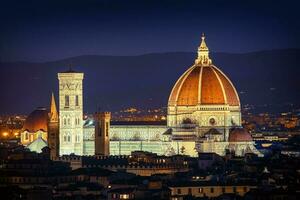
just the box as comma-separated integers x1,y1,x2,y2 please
67,135,71,142
63,135,67,142
25,132,29,140
64,118,66,125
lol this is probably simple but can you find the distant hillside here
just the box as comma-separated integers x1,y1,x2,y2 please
0,49,299,114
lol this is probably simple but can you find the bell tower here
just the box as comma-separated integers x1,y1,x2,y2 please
58,69,84,155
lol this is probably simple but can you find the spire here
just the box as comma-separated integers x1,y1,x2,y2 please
49,92,58,122
195,33,212,65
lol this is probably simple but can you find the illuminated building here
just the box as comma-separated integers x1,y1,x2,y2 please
166,35,260,156
58,70,84,155
21,35,261,157
94,112,111,156
20,107,48,146
168,182,256,199
82,34,261,157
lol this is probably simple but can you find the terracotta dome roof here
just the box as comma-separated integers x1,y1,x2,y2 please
168,35,240,107
23,107,48,132
229,128,252,142
168,65,240,106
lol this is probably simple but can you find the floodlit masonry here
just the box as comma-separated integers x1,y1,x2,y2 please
20,34,262,157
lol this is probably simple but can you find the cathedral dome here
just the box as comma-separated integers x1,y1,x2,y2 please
229,128,252,142
168,35,240,107
23,107,48,132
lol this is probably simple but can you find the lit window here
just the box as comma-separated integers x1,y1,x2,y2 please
177,188,181,194
198,188,203,193
120,194,130,199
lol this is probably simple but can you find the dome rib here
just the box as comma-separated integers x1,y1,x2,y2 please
212,66,240,106
168,36,240,107
197,65,203,104
177,66,200,106
200,66,225,105
168,65,196,105
168,65,240,107
211,67,228,104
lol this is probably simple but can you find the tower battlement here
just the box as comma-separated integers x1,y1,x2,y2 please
94,112,111,119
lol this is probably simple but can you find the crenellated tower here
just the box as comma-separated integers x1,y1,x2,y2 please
94,112,111,156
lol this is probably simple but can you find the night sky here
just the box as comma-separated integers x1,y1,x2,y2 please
0,0,300,115
1,0,299,62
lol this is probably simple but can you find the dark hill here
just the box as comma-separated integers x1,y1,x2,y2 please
0,49,299,114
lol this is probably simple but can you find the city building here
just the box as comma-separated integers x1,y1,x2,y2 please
20,107,48,146
56,151,190,176
168,181,256,199
20,35,261,157
58,70,84,155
